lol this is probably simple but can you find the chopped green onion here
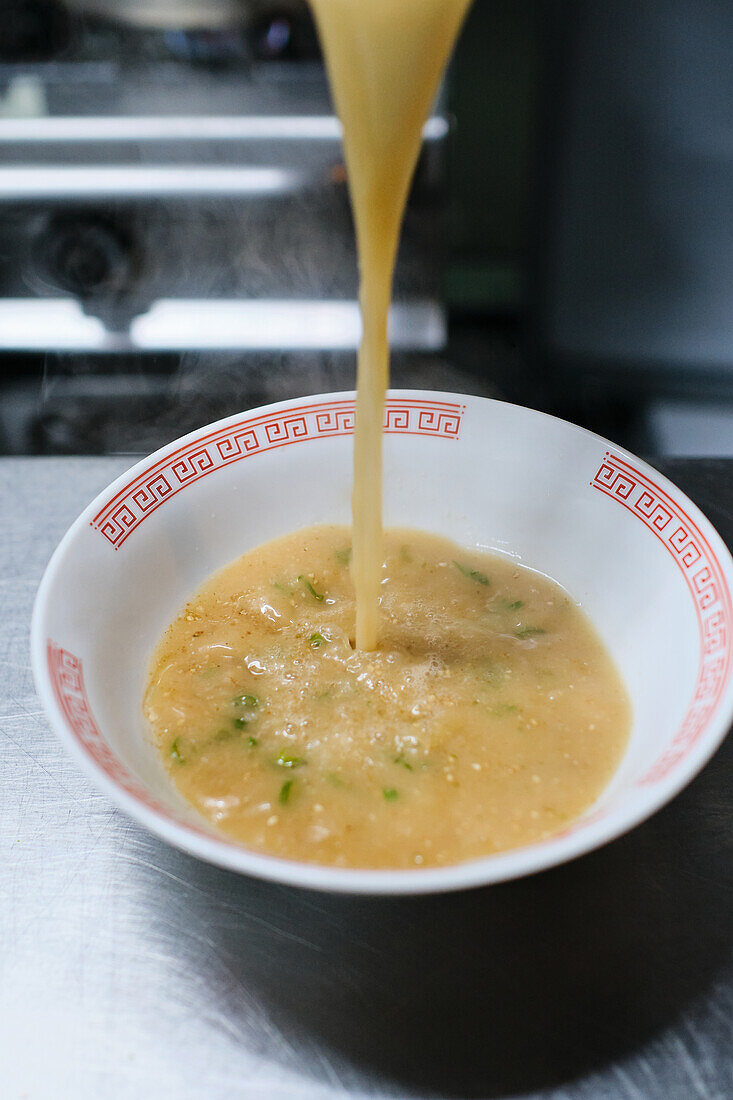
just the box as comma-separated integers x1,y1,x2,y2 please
234,716,255,729
393,754,413,771
272,581,290,596
489,704,519,717
309,632,328,648
335,547,351,566
170,737,185,763
214,727,237,742
494,598,524,612
383,787,399,801
399,545,413,564
277,751,305,768
233,693,259,709
248,735,258,747
298,575,324,601
453,561,490,586
515,626,546,638
279,779,294,804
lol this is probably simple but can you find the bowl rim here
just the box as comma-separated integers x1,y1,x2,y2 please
30,389,733,895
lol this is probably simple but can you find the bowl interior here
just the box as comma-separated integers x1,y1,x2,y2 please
33,392,733,890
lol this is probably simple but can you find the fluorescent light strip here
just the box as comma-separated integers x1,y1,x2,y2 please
0,166,299,199
0,115,449,142
131,299,445,350
0,299,109,349
0,298,445,351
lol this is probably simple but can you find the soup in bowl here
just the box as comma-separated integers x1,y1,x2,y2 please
31,392,733,894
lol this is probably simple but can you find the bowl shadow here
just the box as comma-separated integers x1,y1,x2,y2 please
138,732,732,1098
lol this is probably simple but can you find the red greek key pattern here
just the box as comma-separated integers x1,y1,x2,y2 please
385,406,410,431
99,504,136,545
132,474,172,512
417,409,462,437
90,398,465,549
593,462,636,499
264,415,308,443
592,452,732,784
635,491,672,531
315,408,355,434
693,566,719,611
47,642,169,814
215,429,258,460
171,448,215,481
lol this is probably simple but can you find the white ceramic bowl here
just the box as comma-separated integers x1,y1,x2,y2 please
31,391,733,894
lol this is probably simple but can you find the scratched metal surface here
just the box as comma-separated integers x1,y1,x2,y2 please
1,456,732,1100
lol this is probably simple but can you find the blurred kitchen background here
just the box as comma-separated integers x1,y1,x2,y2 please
1,0,732,456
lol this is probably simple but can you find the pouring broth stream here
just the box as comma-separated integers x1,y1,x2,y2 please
309,0,473,650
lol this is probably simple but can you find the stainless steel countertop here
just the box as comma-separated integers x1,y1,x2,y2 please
2,456,732,1100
